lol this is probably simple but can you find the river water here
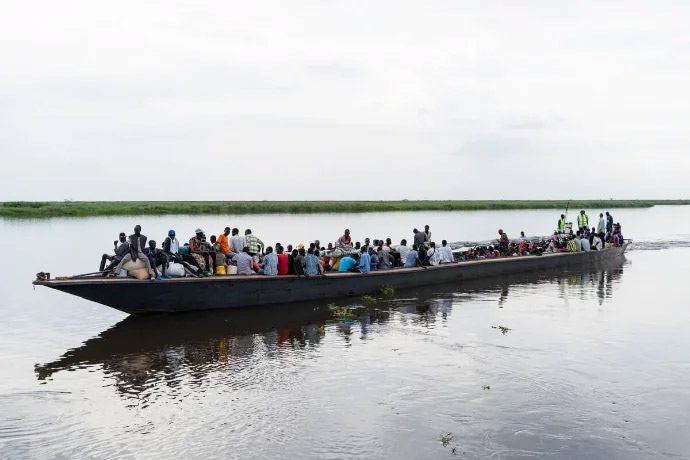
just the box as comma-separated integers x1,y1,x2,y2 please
1,207,689,459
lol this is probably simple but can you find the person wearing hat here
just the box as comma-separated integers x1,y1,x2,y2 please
163,229,180,255
188,228,215,275
99,232,130,272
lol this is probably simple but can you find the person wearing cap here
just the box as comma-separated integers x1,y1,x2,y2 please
163,229,180,255
335,229,353,251
188,228,214,275
162,229,203,277
244,229,264,256
99,232,130,272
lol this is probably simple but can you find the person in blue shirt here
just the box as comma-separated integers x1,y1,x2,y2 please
304,248,322,277
358,247,371,273
369,247,378,270
404,245,420,268
338,255,358,272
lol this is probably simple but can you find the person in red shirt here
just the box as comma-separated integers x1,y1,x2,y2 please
276,245,289,275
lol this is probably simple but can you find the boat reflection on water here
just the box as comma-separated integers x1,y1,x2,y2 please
35,257,626,401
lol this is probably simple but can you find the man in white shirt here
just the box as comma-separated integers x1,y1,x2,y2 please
439,240,454,263
426,242,441,265
398,239,410,267
581,236,591,252
229,228,245,255
591,234,603,251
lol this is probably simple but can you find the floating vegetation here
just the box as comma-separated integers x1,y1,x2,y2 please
327,303,356,320
438,432,455,447
491,325,512,335
361,295,377,304
482,385,491,390
379,285,396,296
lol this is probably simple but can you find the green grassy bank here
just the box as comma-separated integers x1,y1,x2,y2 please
1,200,689,218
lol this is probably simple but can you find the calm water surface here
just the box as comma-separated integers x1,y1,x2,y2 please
1,207,689,459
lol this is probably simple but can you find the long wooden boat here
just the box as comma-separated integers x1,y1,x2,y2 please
33,243,629,314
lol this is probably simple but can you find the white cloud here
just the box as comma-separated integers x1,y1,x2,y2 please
1,0,689,200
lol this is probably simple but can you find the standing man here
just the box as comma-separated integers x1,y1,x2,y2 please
413,228,427,248
606,212,614,233
577,210,589,233
597,213,606,242
244,229,264,256
100,232,129,272
423,225,432,243
112,225,156,279
557,214,567,233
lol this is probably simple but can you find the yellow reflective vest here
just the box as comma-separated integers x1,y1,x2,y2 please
577,213,589,228
558,218,566,232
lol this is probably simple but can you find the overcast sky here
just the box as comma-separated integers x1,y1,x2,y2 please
1,1,688,201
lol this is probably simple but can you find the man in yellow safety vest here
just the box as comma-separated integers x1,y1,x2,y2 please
577,210,589,232
557,214,567,233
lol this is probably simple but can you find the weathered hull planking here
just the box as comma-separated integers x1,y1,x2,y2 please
33,244,628,314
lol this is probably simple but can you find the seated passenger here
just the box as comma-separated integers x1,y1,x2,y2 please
163,229,204,277
439,240,454,264
276,246,289,275
358,247,371,273
591,233,603,251
338,254,358,272
111,225,156,280
145,240,171,279
398,239,411,267
235,247,256,275
100,232,130,272
261,246,278,276
566,237,579,252
377,245,391,270
304,248,323,277
335,229,353,251
217,227,232,259
294,248,306,277
427,242,440,265
189,228,215,275
369,247,378,270
403,245,420,267
580,234,591,252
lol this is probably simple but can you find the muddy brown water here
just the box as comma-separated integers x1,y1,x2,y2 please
1,207,689,459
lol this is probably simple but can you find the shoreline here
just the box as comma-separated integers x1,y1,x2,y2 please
2,200,689,218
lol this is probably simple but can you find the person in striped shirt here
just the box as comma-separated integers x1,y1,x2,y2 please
244,229,264,256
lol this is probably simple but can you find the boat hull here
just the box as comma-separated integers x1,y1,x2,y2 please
34,245,628,314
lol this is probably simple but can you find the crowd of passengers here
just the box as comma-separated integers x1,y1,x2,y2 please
99,211,625,280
